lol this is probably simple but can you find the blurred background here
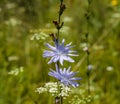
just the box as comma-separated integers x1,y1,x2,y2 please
0,0,120,104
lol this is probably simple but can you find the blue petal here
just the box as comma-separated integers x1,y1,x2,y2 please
46,43,56,51
69,81,79,87
63,56,74,63
59,56,64,65
70,77,82,81
52,56,59,62
48,57,55,64
43,51,54,57
66,67,71,73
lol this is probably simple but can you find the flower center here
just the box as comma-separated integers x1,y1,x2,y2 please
57,50,63,55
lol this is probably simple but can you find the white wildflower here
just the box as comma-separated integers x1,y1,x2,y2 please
5,18,21,26
6,3,16,9
30,32,48,41
59,84,71,97
88,64,93,70
8,56,19,61
45,82,58,95
106,66,114,71
83,46,88,52
45,82,58,89
35,82,71,98
35,87,47,94
8,66,24,76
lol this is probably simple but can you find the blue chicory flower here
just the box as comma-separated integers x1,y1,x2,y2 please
48,64,81,87
43,39,78,65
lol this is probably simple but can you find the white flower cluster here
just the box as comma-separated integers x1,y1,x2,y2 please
59,84,71,97
35,82,58,96
5,18,21,26
8,66,24,76
45,82,58,95
35,82,71,98
30,32,48,41
35,87,47,94
69,95,92,104
106,66,114,71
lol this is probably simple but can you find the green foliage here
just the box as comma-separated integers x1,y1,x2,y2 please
0,0,120,104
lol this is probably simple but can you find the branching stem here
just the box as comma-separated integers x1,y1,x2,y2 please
54,0,65,104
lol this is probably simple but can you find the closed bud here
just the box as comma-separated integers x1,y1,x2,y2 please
49,33,56,41
60,4,66,11
59,4,66,15
53,20,59,26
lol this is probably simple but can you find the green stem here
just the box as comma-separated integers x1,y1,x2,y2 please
86,33,90,94
57,0,63,40
55,0,65,103
85,0,92,95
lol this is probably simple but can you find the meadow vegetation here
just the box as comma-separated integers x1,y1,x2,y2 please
0,0,120,104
